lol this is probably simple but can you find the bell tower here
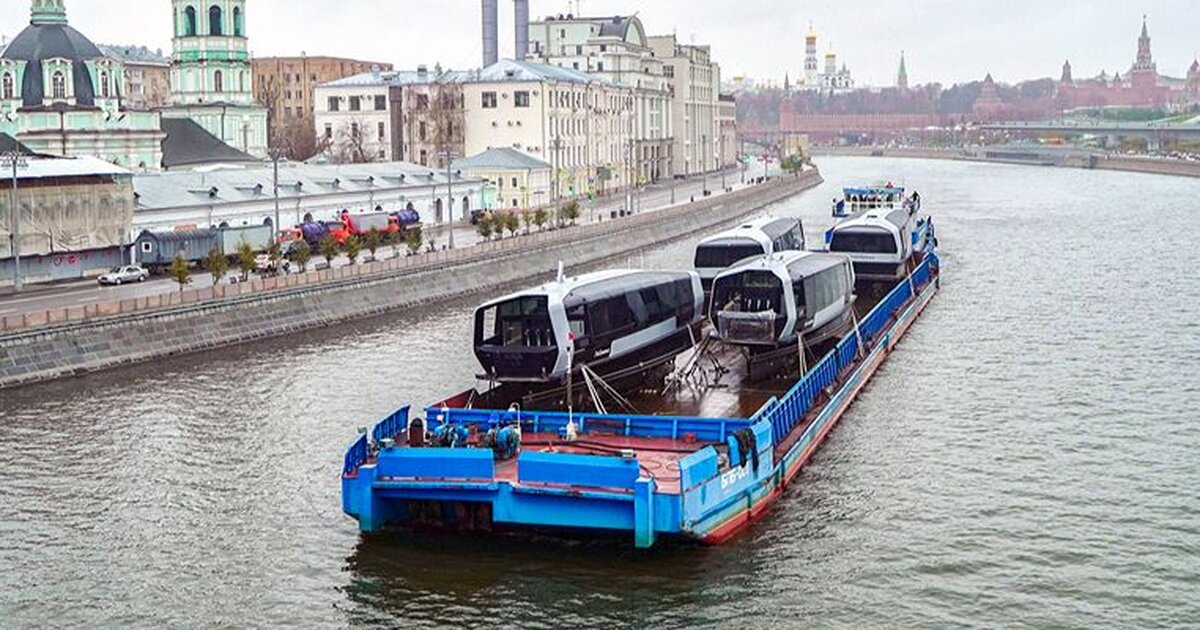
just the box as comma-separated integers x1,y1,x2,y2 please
162,0,267,158
170,0,253,105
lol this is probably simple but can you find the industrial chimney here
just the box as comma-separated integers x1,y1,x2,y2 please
482,0,498,67
513,0,529,61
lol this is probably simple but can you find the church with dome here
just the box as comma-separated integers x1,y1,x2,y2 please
0,0,267,171
0,0,166,169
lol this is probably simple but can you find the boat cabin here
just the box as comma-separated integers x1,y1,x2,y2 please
693,217,806,292
473,269,704,383
710,251,855,348
833,186,907,217
827,207,923,283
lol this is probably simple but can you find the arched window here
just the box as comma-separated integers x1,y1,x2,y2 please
238,71,245,93
213,70,223,93
263,217,273,227
209,5,223,36
462,196,470,212
233,6,243,36
100,71,110,98
1,73,12,100
184,6,197,36
51,71,66,100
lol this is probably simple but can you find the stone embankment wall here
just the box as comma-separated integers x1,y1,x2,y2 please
813,146,1200,178
0,171,822,388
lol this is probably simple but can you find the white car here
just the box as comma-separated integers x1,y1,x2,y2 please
98,265,149,286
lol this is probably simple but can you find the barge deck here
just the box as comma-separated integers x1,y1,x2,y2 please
342,243,940,548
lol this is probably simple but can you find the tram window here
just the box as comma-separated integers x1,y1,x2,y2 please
830,230,897,254
694,243,765,268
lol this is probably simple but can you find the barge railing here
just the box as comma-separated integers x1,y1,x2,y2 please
757,252,939,446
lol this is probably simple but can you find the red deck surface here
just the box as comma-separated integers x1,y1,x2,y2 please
493,432,703,494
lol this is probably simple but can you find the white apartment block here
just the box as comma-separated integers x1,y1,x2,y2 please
648,35,721,178
528,14,673,183
313,67,466,167
718,94,738,169
461,59,635,200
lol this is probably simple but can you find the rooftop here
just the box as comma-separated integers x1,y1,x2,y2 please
321,60,606,89
160,118,258,170
133,160,483,211
98,43,169,66
322,68,472,88
7,155,131,180
452,147,551,172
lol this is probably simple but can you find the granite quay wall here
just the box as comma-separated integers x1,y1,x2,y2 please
0,170,822,388
813,146,1200,178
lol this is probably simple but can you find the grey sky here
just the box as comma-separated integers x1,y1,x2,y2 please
4,1,1197,86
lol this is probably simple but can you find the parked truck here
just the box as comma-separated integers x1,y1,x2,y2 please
133,224,275,272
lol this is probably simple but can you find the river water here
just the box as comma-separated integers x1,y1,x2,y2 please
1,157,1197,628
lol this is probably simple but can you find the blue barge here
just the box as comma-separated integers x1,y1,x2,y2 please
342,237,940,548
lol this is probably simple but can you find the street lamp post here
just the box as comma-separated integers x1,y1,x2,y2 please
443,149,457,249
271,150,282,232
3,150,28,291
701,134,708,196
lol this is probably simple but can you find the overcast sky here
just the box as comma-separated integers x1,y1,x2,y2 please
4,1,1197,86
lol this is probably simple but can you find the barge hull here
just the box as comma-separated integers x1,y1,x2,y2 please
342,251,941,548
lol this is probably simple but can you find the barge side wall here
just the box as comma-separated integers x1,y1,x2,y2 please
0,171,823,389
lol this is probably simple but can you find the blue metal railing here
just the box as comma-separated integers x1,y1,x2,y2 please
757,253,938,446
424,406,753,443
342,406,410,477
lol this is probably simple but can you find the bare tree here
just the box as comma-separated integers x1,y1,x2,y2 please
333,119,382,164
275,116,329,162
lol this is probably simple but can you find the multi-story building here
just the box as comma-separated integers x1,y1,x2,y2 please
312,66,466,167
528,14,673,183
647,35,720,177
717,94,737,169
460,59,636,200
99,44,171,110
252,55,391,148
0,1,165,170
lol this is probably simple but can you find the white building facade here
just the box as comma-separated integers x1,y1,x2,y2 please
461,59,635,200
312,67,467,168
528,15,673,183
647,35,721,177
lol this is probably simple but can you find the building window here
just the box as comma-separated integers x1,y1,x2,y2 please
575,45,582,55
214,70,223,93
239,71,245,92
100,71,110,98
596,62,604,72
374,94,386,110
233,6,243,36
481,91,497,108
419,149,428,165
418,121,427,141
664,65,674,78
572,62,579,70
600,44,607,52
514,90,530,107
209,5,223,36
378,122,385,140
511,177,518,187
328,96,339,111
349,95,361,111
184,5,197,36
324,124,332,139
51,71,66,99
416,94,429,109
1,73,12,100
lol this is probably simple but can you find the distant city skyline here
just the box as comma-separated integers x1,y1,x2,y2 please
1,0,1197,87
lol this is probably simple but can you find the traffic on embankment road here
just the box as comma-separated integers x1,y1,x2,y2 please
813,145,1200,178
0,169,818,389
0,164,767,328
